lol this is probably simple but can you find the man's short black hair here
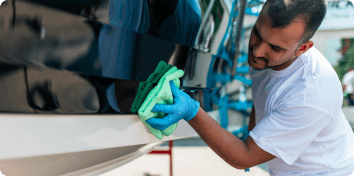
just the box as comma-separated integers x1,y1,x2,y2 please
264,0,327,44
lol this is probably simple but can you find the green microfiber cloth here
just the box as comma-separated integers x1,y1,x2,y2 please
138,67,184,139
130,61,172,114
146,62,173,83
130,82,151,114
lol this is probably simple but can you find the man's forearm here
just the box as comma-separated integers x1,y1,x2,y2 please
248,106,256,131
187,108,252,169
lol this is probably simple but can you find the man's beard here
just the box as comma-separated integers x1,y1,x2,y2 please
248,46,298,70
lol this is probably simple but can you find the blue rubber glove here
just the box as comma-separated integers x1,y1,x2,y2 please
145,80,200,130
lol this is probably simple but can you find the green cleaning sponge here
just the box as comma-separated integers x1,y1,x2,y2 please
138,67,184,139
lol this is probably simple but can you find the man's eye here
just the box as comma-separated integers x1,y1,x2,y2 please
272,46,281,52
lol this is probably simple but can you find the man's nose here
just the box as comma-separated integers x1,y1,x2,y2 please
253,42,267,58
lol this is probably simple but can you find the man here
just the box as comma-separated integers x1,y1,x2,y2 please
342,67,354,105
146,0,354,175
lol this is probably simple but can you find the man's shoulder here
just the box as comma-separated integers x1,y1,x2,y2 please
299,47,328,66
274,47,341,108
301,47,338,79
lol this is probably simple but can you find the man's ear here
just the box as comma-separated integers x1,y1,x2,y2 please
295,40,314,57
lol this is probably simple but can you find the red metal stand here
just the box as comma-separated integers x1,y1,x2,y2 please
148,140,174,176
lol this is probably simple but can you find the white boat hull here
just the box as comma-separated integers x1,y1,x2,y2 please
0,114,197,175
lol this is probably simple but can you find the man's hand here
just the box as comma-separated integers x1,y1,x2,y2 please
145,80,200,130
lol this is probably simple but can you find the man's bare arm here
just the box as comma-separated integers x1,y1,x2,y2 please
188,107,275,169
248,106,256,131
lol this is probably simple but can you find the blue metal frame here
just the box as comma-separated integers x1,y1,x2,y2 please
202,0,265,172
205,0,263,134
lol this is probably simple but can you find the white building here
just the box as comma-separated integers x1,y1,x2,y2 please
312,0,354,65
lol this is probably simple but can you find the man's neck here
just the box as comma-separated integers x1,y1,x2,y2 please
270,56,298,71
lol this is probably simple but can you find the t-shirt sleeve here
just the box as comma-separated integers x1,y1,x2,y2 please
249,104,332,165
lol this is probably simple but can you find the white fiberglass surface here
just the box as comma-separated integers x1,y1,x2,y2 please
0,113,197,160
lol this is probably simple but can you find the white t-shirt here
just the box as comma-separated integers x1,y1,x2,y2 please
342,70,354,94
249,47,354,176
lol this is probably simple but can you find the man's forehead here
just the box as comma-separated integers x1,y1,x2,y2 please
255,14,305,49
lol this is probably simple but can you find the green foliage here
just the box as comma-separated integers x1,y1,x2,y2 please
334,39,354,81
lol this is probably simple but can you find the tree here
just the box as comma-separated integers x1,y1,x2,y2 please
334,39,354,81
